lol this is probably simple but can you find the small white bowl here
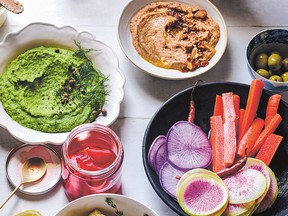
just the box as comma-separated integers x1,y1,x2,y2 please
118,0,227,80
246,28,288,92
0,23,125,145
54,194,159,216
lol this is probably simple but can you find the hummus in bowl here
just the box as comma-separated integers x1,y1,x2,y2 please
0,23,125,145
130,2,220,72
118,0,227,80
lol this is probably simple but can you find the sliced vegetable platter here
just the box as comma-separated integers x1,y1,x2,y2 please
142,82,288,216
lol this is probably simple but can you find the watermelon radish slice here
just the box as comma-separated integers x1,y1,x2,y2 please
148,135,166,171
223,201,255,216
223,169,267,204
241,158,271,213
177,173,228,216
159,161,185,199
176,168,223,195
242,158,271,193
155,141,167,175
166,121,212,170
254,166,278,214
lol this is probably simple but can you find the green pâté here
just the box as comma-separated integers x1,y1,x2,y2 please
0,42,108,133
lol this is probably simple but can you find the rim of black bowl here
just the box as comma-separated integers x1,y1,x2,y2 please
142,81,288,216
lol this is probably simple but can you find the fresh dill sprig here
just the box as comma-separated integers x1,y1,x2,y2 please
77,61,97,80
105,197,150,216
105,198,124,216
77,62,109,108
57,41,109,118
73,40,97,59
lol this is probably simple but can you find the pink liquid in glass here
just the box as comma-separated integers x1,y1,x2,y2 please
62,124,123,201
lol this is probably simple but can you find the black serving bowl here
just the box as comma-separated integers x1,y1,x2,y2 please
143,81,288,216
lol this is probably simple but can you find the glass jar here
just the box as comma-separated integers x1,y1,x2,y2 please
0,6,7,27
62,123,124,201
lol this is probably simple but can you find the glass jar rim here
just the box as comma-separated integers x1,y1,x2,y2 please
62,123,124,177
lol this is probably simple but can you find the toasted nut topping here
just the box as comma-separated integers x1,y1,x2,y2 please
192,6,199,12
187,62,193,70
195,10,207,19
191,47,199,59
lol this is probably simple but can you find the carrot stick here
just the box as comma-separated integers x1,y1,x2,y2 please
238,80,264,142
265,94,281,127
213,95,223,117
210,95,223,146
236,117,265,157
256,134,283,166
233,94,240,113
233,94,240,136
210,116,226,172
238,108,245,140
248,113,282,157
222,92,237,166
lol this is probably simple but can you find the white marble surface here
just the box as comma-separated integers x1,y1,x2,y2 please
0,0,288,215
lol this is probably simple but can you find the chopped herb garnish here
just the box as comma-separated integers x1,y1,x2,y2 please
73,40,97,59
105,197,150,216
105,198,124,216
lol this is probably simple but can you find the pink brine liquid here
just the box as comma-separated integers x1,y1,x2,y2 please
70,144,116,171
62,124,123,201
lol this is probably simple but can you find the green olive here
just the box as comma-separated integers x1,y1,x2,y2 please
270,51,281,55
282,58,288,71
269,75,283,82
281,72,288,82
268,53,282,71
256,69,270,79
254,53,268,69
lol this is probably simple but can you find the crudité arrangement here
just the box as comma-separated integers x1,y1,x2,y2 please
148,79,282,216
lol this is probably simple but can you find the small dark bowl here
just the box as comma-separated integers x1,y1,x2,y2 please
143,82,288,216
246,29,288,92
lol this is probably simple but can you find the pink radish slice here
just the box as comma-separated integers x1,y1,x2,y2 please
223,169,267,204
254,166,278,213
159,161,185,199
177,173,228,215
166,121,211,170
176,168,223,194
242,158,271,191
223,202,255,216
155,141,167,175
241,158,271,213
148,135,166,171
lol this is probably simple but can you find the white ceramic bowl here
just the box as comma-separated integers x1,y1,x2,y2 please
0,23,125,145
246,28,288,92
0,6,7,27
54,194,159,216
118,0,227,80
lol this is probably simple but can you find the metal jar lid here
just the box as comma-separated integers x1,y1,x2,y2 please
5,143,62,195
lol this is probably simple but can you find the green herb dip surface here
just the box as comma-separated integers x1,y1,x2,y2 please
0,45,108,133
